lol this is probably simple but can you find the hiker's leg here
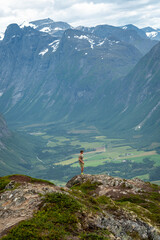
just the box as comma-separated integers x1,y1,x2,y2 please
81,166,84,173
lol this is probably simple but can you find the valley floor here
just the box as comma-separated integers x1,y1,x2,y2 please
5,121,158,186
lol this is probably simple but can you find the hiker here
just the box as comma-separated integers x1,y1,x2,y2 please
79,150,84,175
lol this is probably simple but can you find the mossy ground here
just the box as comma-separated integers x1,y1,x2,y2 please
0,176,10,192
71,180,101,194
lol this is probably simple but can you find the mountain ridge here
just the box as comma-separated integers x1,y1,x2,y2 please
0,22,143,124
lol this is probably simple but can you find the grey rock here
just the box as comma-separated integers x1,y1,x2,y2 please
5,181,15,190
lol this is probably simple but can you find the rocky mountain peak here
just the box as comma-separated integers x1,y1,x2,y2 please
3,24,22,42
30,18,54,26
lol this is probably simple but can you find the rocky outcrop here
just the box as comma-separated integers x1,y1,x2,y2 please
0,177,63,238
66,174,160,240
66,174,151,199
0,174,160,239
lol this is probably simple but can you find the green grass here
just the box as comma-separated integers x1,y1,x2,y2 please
127,154,160,164
71,180,101,194
96,195,119,212
0,176,10,192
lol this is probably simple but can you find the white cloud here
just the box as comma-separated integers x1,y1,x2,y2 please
0,0,160,32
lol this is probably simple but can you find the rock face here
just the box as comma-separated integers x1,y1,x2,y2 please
0,174,160,240
0,176,63,238
66,174,160,240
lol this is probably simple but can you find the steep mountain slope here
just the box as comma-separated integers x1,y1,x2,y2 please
0,114,10,150
111,41,160,143
0,114,44,176
0,24,142,124
0,174,160,239
0,23,58,122
0,115,10,139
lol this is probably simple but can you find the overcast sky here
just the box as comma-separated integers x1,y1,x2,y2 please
0,0,160,32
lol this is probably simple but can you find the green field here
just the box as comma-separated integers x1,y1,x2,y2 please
2,122,159,186
16,122,159,184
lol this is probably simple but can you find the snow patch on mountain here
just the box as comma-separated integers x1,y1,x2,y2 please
39,48,49,56
74,35,95,49
49,40,60,52
54,27,63,31
40,27,51,33
97,40,105,46
20,21,36,29
146,31,158,38
0,92,3,97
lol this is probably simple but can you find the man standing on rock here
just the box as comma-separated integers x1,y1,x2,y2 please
79,150,84,175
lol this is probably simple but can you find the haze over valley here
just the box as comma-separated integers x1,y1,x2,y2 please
0,18,160,185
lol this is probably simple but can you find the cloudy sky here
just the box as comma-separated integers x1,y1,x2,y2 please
0,0,160,32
